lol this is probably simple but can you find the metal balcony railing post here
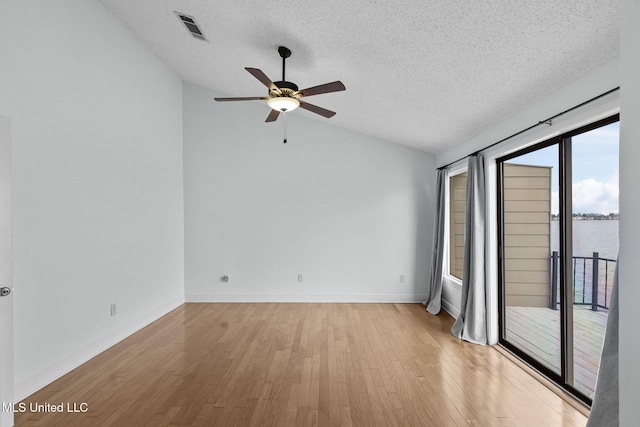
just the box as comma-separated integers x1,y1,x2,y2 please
550,251,558,310
591,252,599,311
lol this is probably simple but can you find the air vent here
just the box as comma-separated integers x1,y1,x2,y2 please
174,12,207,41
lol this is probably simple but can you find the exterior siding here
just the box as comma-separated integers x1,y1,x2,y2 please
449,172,467,279
503,164,552,307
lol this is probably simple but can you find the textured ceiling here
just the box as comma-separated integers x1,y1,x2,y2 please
99,0,619,153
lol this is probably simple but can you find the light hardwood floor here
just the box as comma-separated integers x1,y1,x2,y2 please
16,303,588,426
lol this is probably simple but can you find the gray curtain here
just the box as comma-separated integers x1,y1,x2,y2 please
451,154,487,345
424,168,447,314
586,258,619,426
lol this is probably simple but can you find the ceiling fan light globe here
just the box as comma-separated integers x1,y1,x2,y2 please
267,97,300,112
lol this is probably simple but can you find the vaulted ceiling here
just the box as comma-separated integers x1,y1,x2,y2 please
99,0,619,153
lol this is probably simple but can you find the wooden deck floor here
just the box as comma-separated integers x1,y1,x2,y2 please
15,303,589,426
505,305,608,397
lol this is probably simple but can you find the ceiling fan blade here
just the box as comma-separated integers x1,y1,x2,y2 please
265,109,280,122
298,81,346,97
298,101,336,118
214,96,269,102
245,67,278,91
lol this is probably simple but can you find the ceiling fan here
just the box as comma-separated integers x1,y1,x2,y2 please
214,46,346,123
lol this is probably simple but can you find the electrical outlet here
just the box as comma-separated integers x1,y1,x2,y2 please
110,303,117,316
399,274,405,283
298,274,303,283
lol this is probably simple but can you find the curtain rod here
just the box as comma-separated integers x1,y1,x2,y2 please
437,86,620,170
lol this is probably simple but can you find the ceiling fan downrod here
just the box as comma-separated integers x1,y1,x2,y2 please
278,46,291,82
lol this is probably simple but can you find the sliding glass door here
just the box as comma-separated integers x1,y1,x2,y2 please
499,143,561,374
498,116,619,404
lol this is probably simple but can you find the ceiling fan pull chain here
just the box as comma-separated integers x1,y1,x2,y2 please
283,112,288,144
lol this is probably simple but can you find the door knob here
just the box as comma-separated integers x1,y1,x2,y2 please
0,287,11,297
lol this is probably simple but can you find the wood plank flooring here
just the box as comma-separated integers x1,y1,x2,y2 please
15,303,588,426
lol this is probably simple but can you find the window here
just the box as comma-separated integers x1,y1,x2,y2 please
448,171,467,280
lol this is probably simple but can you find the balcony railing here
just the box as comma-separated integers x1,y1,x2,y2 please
549,251,616,311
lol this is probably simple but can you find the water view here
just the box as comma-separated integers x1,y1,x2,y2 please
551,219,619,260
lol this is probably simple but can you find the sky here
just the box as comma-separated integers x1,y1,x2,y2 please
507,122,619,215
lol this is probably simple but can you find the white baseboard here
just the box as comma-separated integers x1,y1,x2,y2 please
186,293,428,303
441,297,460,318
14,295,185,402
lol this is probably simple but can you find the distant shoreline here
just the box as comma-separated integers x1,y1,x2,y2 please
551,215,619,221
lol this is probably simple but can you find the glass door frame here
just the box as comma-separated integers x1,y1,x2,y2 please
496,114,619,406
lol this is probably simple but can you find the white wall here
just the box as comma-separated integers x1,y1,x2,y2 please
0,0,184,399
619,0,639,424
0,116,14,427
184,83,435,302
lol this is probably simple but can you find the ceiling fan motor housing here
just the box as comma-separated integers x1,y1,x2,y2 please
271,81,299,98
